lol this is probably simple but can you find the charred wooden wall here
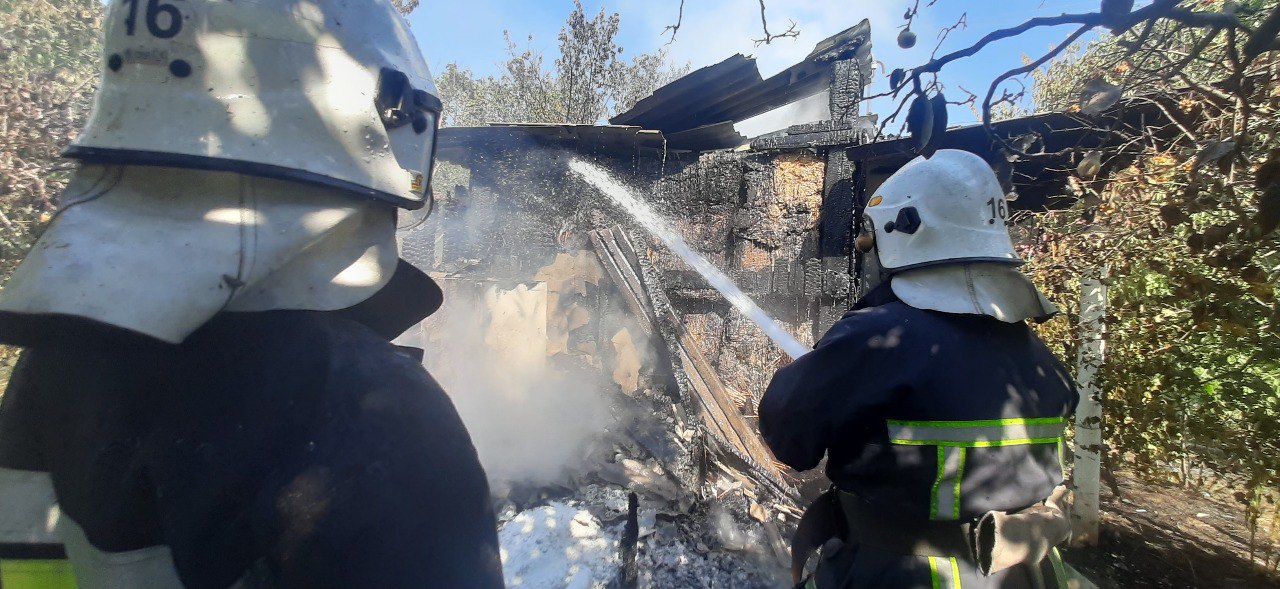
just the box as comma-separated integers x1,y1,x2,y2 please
647,150,824,407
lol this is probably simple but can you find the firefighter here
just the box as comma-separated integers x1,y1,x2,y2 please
762,149,1079,589
0,1,504,587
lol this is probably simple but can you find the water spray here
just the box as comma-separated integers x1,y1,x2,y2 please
569,160,809,360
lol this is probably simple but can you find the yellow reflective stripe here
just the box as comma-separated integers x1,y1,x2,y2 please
930,446,966,520
952,449,965,520
930,446,945,519
893,417,1064,521
1049,547,1068,587
889,417,1063,428
804,575,819,589
888,418,1064,447
928,556,961,589
0,559,78,589
892,437,1062,448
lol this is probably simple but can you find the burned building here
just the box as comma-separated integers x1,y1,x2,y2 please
398,18,1151,589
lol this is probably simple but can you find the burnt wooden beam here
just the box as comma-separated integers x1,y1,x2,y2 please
810,51,869,337
589,226,798,503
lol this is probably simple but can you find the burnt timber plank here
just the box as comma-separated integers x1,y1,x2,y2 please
589,226,796,501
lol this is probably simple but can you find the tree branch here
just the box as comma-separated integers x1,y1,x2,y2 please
866,0,1250,154
919,11,1106,75
1162,27,1223,84
1176,72,1233,107
752,0,799,46
931,13,968,61
662,0,684,44
983,24,1093,156
1137,96,1200,143
1242,3,1280,65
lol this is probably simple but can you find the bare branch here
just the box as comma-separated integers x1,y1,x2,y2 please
1162,6,1250,31
931,13,968,61
911,0,1235,79
752,0,799,46
1162,27,1224,83
862,0,1252,153
903,0,943,32
662,0,685,44
1134,96,1200,143
1175,72,1233,107
875,92,915,140
1120,18,1158,58
983,24,1093,156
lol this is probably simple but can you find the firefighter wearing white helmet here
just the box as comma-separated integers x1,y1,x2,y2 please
0,1,503,588
858,148,1058,322
761,150,1080,588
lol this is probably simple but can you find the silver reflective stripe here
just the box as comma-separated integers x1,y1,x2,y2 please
0,468,60,544
928,556,962,589
931,447,965,521
58,516,186,589
887,417,1065,447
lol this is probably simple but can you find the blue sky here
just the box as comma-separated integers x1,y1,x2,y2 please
409,0,1106,132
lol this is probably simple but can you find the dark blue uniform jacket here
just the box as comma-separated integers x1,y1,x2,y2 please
760,282,1079,588
0,262,504,589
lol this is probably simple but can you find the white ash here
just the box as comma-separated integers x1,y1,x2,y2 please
499,483,787,589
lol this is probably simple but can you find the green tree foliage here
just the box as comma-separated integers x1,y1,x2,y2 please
1023,0,1280,558
435,0,688,127
0,0,104,383
0,0,102,282
389,0,419,15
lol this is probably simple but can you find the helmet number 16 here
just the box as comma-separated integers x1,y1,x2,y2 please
122,0,183,39
985,197,1008,224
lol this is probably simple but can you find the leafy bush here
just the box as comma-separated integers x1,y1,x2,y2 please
1024,0,1280,561
0,0,103,383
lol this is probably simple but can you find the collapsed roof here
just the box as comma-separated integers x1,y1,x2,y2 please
609,20,872,151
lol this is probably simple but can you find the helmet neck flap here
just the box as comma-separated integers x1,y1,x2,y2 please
857,150,1057,322
0,165,402,345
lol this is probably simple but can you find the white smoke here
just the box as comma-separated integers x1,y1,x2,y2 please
734,91,831,138
397,170,622,496
409,279,616,496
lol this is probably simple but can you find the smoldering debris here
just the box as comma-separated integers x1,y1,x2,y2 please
397,146,817,587
498,486,788,589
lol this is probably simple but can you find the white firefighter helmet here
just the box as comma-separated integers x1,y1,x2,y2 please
65,0,440,210
862,149,1019,271
861,150,1057,322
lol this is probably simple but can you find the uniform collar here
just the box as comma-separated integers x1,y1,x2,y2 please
335,259,441,341
851,281,901,311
